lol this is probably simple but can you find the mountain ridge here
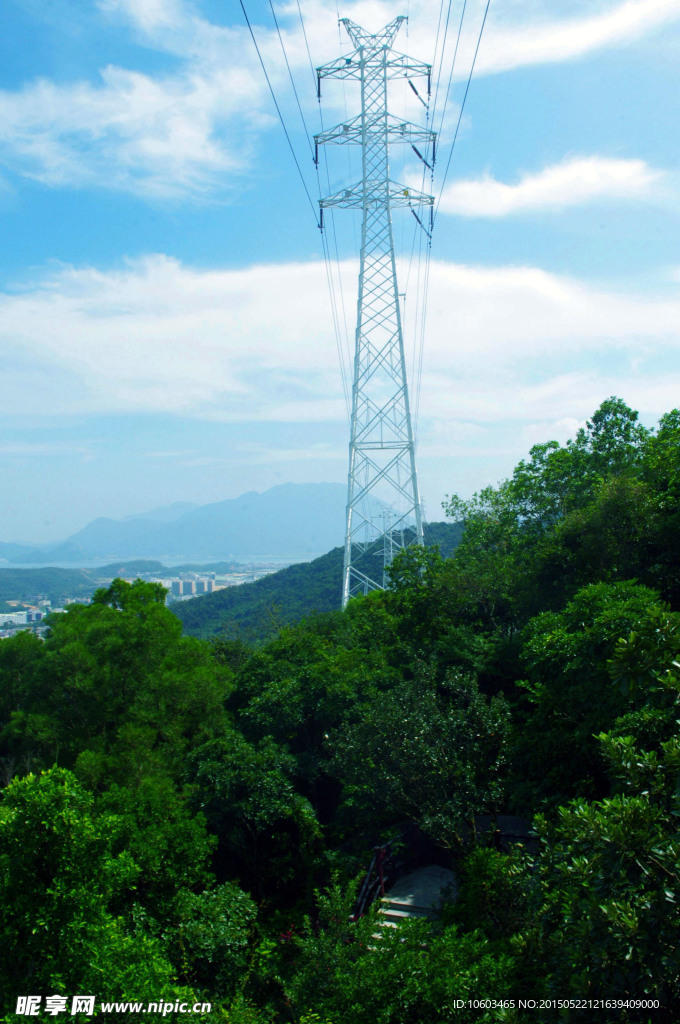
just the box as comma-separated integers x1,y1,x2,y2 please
9,483,350,565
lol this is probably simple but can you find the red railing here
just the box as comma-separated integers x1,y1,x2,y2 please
351,834,406,921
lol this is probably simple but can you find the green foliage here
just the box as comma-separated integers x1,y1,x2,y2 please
331,671,510,848
509,644,680,1016
443,398,660,619
529,790,680,1010
452,848,533,941
0,579,231,782
230,620,398,789
96,778,216,916
6,400,680,1018
284,884,516,1024
0,768,190,1006
169,882,257,999
607,603,680,698
513,581,669,806
175,522,462,642
383,544,516,687
187,732,322,901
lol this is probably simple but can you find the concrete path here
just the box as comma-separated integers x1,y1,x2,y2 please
380,864,457,927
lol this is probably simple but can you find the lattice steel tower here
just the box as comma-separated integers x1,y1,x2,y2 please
317,16,435,608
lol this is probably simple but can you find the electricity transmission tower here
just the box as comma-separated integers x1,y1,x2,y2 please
316,16,435,608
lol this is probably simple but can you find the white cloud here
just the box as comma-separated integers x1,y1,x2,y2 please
0,255,339,417
2,254,680,432
420,261,680,371
477,0,680,75
0,0,289,198
99,0,188,36
437,156,664,217
0,63,266,198
0,0,677,199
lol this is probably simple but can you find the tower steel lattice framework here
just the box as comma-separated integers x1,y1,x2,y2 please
317,16,435,608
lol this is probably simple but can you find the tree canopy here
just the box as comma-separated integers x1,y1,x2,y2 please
1,399,680,1021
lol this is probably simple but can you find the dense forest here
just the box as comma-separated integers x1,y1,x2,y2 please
1,398,679,1023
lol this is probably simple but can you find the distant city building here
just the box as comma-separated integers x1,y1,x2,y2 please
1,611,28,626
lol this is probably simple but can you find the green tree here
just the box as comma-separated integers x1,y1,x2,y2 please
0,579,231,788
513,581,669,807
527,785,680,1017
443,398,654,620
331,670,510,848
0,768,191,1006
168,882,257,1000
187,731,322,902
284,884,516,1024
229,619,398,807
96,777,216,919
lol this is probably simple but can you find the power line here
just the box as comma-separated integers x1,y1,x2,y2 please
290,0,354,423
320,223,351,416
431,0,453,128
434,0,491,225
238,0,319,227
315,89,353,402
436,0,468,144
430,0,448,112
295,0,317,90
268,0,315,160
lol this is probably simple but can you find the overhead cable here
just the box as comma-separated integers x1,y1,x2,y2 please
238,0,319,227
434,0,491,225
431,0,453,126
295,0,318,89
268,0,315,160
436,0,468,143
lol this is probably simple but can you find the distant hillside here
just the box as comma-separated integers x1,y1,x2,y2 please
0,559,249,605
0,567,98,604
0,542,37,563
174,522,463,640
13,483,348,564
94,560,167,576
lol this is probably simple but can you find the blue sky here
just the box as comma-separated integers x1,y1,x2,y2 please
1,0,680,543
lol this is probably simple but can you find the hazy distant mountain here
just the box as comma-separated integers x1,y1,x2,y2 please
11,484,349,565
0,542,37,563
121,502,198,523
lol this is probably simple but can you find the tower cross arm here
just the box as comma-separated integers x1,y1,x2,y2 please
317,51,363,81
317,52,431,81
384,53,432,80
316,114,435,148
320,180,434,209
